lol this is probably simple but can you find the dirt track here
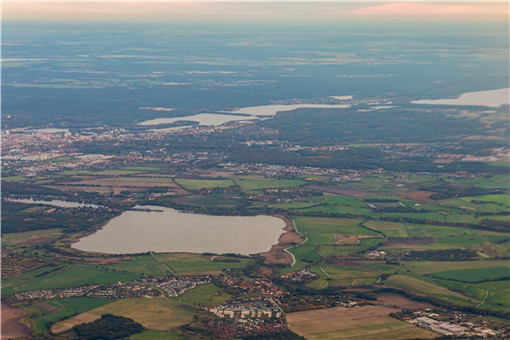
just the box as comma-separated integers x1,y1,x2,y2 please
258,215,305,266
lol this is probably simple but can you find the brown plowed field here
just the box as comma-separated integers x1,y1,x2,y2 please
287,305,398,335
1,302,31,340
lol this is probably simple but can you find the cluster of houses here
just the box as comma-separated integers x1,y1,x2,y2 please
1,250,53,280
221,161,380,181
7,282,160,302
206,316,287,339
150,276,210,297
209,299,282,319
281,269,319,282
8,275,211,303
216,275,286,298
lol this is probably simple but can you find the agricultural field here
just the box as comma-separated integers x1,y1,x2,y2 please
174,178,235,190
2,265,138,295
364,221,408,238
107,253,252,276
287,216,385,266
51,298,195,333
293,216,380,237
2,228,64,246
24,297,113,333
315,195,369,208
392,260,510,311
286,305,436,340
171,283,231,306
404,260,509,274
2,176,29,182
307,262,389,288
233,176,306,191
384,274,477,306
175,195,242,208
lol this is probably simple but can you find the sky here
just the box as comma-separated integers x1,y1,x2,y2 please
2,2,509,24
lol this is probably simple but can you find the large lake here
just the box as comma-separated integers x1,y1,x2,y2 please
139,113,253,127
412,88,509,107
138,102,351,129
227,103,351,116
72,206,285,255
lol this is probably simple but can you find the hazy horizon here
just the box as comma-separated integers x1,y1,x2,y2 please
3,2,509,24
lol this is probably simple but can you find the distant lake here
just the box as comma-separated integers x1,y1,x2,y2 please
31,128,69,133
72,206,285,255
6,198,100,209
138,103,351,128
228,103,351,116
412,88,509,107
139,113,253,127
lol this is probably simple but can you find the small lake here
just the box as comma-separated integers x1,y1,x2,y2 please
72,206,285,255
6,198,101,209
412,88,509,107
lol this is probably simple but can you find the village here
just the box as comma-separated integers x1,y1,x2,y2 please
6,275,211,303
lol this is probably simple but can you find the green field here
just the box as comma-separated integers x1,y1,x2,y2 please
309,262,387,287
233,176,305,191
364,221,408,237
178,195,241,208
293,216,379,236
122,166,160,171
93,170,146,176
384,275,473,304
319,239,385,258
287,216,382,265
171,283,230,305
174,178,235,190
96,176,174,183
27,298,113,333
301,204,377,216
421,276,510,311
59,170,93,175
267,201,319,210
316,195,369,207
108,253,252,275
2,176,28,182
3,265,137,294
2,229,64,246
404,260,510,274
427,266,509,283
